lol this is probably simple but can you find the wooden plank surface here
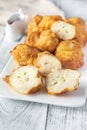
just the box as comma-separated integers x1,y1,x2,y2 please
0,99,48,130
46,102,87,130
0,99,87,130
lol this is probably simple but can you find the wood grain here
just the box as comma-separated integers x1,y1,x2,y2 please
46,101,87,130
0,99,48,130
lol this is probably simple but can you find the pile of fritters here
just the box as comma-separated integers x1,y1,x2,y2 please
11,15,87,70
5,15,86,95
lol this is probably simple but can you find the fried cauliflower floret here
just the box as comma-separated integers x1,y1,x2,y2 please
27,15,43,35
46,69,81,95
55,40,84,69
11,44,40,66
3,66,42,95
39,15,63,32
51,21,76,40
35,30,59,52
34,51,61,76
65,17,87,47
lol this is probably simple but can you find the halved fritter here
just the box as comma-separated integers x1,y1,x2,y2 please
51,21,76,40
46,69,80,95
34,51,61,76
3,66,42,95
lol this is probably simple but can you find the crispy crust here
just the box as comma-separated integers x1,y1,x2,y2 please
27,15,43,35
46,85,78,96
25,29,59,52
11,44,40,66
35,30,59,52
39,15,63,32
55,40,84,69
25,31,40,47
3,75,10,84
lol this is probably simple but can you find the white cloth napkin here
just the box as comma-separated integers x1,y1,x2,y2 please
55,0,87,20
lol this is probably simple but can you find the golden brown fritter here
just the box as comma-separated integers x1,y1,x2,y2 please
25,31,40,47
39,15,63,32
35,30,59,52
55,40,84,69
26,15,61,50
25,30,59,52
65,17,87,47
11,44,40,66
27,15,43,35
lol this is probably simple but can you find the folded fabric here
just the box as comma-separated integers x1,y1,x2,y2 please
0,0,65,25
55,0,87,20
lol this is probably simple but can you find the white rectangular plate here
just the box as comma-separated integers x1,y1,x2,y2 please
0,45,87,107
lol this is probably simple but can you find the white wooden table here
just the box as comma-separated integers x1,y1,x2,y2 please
0,0,87,129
